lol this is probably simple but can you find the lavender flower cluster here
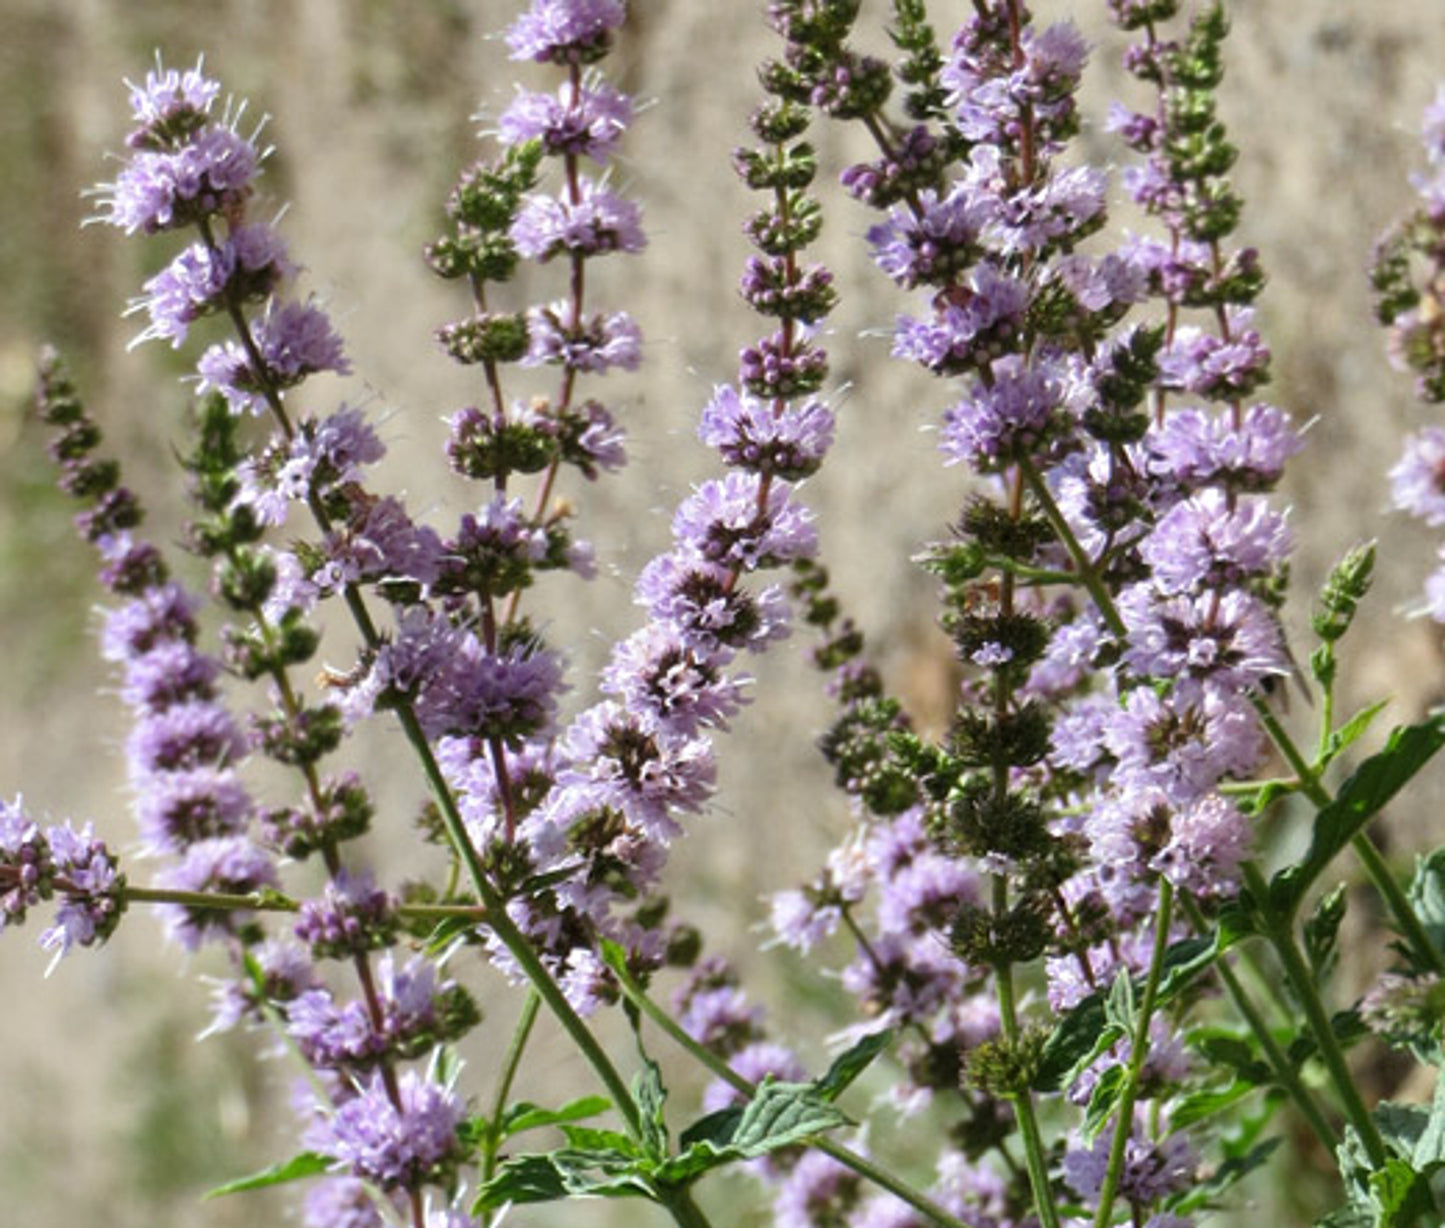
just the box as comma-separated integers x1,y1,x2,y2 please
12,3,1445,1228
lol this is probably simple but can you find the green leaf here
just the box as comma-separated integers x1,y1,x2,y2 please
204,1151,331,1198
730,1078,850,1155
559,1126,641,1155
813,1029,893,1102
1304,883,1349,983
1155,935,1219,1007
1271,716,1445,917
473,1147,657,1210
634,1058,669,1161
655,1079,851,1187
1170,1080,1258,1131
1192,1030,1274,1087
1168,1136,1281,1214
1033,991,1121,1093
499,1095,612,1140
1319,700,1391,769
1105,968,1136,1031
1369,1157,1437,1226
1082,1065,1126,1142
1408,847,1445,959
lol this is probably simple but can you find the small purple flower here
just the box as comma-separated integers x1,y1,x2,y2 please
773,1149,860,1228
866,186,993,289
303,1177,385,1228
523,301,641,372
317,495,446,593
40,823,127,968
636,554,792,653
155,836,279,949
1103,685,1263,806
307,1071,463,1192
671,472,818,571
511,179,644,261
1064,1118,1196,1207
127,699,246,777
0,798,51,931
697,384,834,480
554,701,715,840
1391,425,1445,525
134,765,253,852
98,126,260,234
124,58,222,148
497,77,633,162
505,0,627,64
135,224,291,347
600,623,749,736
1158,310,1271,399
987,163,1108,256
100,583,201,661
118,639,220,713
1118,583,1286,697
892,264,1030,375
294,870,396,960
940,353,1074,472
1141,488,1290,594
1147,402,1304,493
197,299,350,415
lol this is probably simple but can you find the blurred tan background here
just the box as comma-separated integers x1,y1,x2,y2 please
2,1,1445,1225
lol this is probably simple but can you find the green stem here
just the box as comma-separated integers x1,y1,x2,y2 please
992,880,1063,1228
1178,895,1338,1152
1241,864,1387,1168
1251,697,1444,974
1017,458,1127,640
608,954,968,1228
393,703,644,1142
115,883,487,925
482,990,541,1205
1093,879,1174,1228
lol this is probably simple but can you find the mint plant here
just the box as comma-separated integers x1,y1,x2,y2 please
10,2,1445,1226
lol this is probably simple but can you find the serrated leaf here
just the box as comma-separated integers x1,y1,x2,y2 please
500,1095,612,1140
658,1079,851,1187
204,1151,331,1198
1193,1031,1273,1086
813,1029,893,1102
1271,716,1445,917
472,1148,657,1211
730,1078,850,1155
1083,1065,1126,1142
424,914,478,956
